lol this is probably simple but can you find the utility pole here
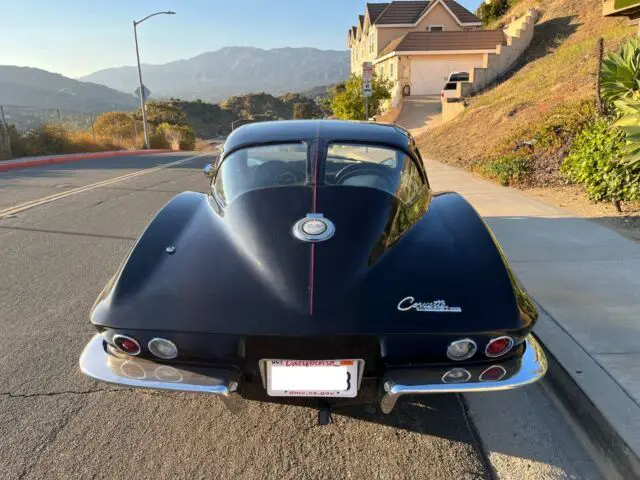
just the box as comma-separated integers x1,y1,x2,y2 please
133,11,176,149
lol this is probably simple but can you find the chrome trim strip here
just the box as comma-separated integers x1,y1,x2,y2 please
380,334,547,414
79,334,237,395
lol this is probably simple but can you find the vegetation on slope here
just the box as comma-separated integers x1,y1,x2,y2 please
418,0,630,188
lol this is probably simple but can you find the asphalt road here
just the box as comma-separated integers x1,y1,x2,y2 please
0,152,602,479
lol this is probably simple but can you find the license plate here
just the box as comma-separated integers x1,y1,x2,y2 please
263,359,363,398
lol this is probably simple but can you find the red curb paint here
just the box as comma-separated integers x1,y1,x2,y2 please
0,149,173,172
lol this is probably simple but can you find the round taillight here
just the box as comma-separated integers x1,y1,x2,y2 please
148,338,179,360
479,365,507,382
442,368,471,383
113,334,141,356
446,338,477,361
485,336,514,358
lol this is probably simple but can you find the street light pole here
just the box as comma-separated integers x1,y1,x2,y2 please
133,11,175,149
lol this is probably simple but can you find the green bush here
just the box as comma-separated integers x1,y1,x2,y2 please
477,0,511,26
562,117,640,203
481,154,531,186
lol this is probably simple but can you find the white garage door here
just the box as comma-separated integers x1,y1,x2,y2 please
410,59,478,95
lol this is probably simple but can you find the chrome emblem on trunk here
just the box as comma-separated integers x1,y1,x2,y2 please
397,297,462,313
293,214,335,242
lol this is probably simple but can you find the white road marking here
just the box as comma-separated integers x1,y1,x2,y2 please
0,151,215,219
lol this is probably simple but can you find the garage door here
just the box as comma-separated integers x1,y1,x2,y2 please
410,59,478,95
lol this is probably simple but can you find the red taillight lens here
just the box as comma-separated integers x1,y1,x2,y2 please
479,365,507,382
485,336,514,358
113,335,141,356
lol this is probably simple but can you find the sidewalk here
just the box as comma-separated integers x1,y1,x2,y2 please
423,157,640,475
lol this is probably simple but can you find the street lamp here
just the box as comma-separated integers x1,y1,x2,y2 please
133,10,176,149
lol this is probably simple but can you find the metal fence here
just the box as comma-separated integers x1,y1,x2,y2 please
0,105,145,160
0,104,97,133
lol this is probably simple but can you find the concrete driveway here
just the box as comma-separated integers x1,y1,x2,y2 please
394,95,442,135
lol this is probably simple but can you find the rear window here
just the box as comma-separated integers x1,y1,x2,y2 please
449,72,469,82
325,144,425,205
213,143,307,203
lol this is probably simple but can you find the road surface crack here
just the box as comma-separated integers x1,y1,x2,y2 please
1,387,123,398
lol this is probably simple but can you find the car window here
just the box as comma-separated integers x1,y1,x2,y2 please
325,144,424,204
449,73,469,82
213,143,307,204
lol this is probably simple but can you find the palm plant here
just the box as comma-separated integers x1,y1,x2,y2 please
601,37,640,167
601,37,640,104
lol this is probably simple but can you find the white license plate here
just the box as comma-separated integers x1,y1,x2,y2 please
264,359,363,398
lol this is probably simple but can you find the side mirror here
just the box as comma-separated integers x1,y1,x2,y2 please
203,163,215,178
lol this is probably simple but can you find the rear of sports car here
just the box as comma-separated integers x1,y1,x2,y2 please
79,121,547,414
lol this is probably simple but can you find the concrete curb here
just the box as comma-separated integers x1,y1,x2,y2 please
0,149,172,172
535,311,640,480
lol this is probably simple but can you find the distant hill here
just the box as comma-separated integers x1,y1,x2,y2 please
0,66,138,112
79,47,349,102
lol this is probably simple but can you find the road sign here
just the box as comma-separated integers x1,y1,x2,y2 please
134,85,151,101
363,81,372,97
362,62,373,98
363,62,373,81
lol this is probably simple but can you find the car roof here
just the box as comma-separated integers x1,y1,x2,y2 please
223,120,415,155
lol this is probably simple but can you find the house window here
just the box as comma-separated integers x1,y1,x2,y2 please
380,65,384,78
390,63,394,78
369,32,374,54
428,25,444,32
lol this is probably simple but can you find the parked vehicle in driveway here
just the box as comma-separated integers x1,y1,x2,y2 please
79,120,547,420
441,71,470,99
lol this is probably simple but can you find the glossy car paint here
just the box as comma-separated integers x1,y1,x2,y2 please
89,120,538,395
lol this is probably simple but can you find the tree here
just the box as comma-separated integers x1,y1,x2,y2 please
329,74,392,121
292,102,314,119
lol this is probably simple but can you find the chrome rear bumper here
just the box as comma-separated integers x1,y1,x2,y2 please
79,334,239,395
379,334,547,413
80,333,546,414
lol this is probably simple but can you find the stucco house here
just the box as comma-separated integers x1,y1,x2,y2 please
347,0,509,103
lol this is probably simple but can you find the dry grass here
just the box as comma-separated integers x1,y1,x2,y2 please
418,0,630,167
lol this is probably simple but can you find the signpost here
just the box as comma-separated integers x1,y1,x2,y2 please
134,85,151,101
362,62,373,120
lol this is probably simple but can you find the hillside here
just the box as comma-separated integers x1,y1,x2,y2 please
0,66,138,112
79,47,349,102
159,93,322,138
418,0,630,185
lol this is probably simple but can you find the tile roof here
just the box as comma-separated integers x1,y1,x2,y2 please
366,3,390,24
379,30,506,56
375,1,430,25
442,0,481,24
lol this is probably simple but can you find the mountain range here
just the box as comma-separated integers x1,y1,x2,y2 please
0,65,138,112
79,47,349,102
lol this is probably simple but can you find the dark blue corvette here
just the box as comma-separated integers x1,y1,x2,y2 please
80,120,546,417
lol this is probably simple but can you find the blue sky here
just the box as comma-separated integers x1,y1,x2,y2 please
0,0,483,78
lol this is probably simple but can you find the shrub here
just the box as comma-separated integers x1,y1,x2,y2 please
562,117,640,204
481,154,531,186
152,123,196,150
477,0,511,26
330,74,392,120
